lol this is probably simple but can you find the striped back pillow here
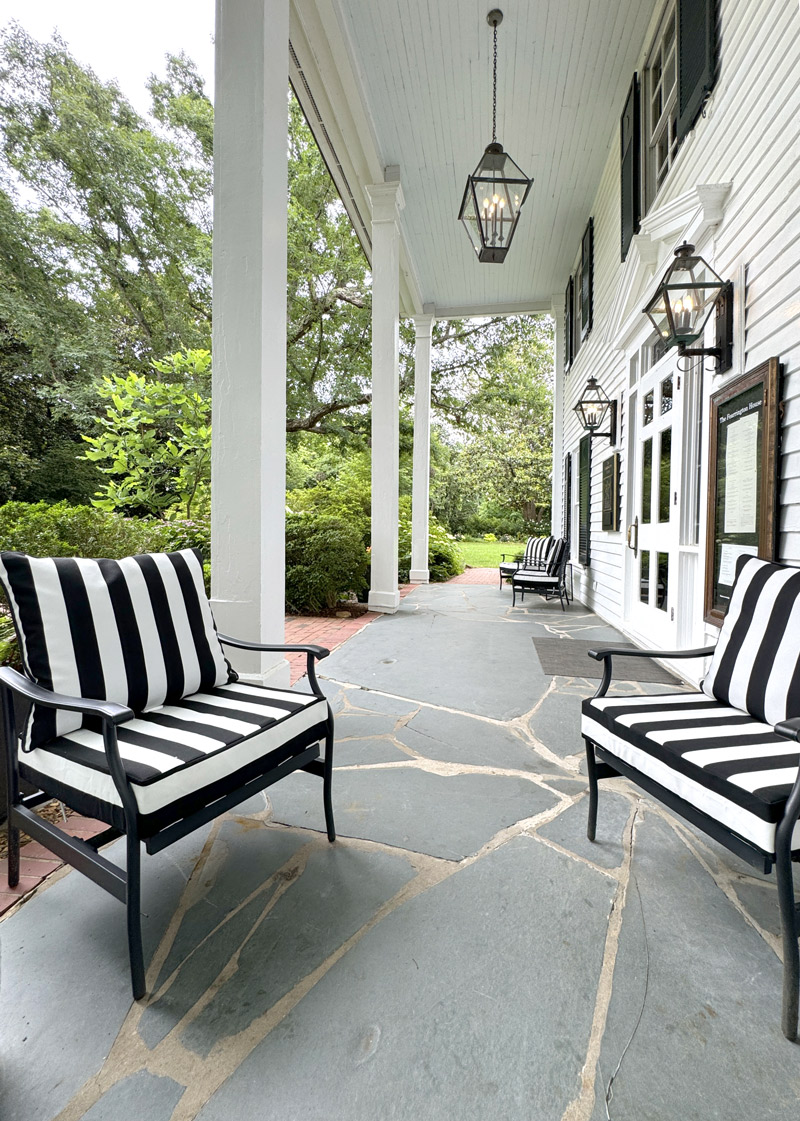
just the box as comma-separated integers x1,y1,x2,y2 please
0,549,235,749
702,557,800,725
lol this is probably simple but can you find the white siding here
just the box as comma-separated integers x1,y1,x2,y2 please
558,0,800,635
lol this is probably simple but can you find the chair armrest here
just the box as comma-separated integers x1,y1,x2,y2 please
217,635,330,660
588,645,716,699
217,635,330,699
588,645,716,662
774,716,800,743
0,666,133,724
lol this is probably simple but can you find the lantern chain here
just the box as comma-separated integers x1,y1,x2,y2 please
492,22,497,143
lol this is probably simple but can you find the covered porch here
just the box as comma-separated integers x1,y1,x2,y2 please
210,0,655,679
2,580,796,1119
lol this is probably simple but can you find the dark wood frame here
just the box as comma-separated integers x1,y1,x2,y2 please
601,452,621,532
704,357,782,625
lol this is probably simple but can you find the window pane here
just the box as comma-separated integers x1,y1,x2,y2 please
660,374,673,414
657,552,669,611
659,427,671,522
640,550,651,604
642,438,652,524
643,391,654,425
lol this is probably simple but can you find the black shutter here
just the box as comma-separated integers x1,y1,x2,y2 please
563,453,572,543
620,74,640,261
578,434,591,566
564,277,573,371
677,0,716,142
580,218,593,340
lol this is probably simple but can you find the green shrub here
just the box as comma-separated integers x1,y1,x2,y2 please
397,500,463,583
285,513,368,613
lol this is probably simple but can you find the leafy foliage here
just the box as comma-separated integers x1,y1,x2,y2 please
82,350,212,518
285,513,369,613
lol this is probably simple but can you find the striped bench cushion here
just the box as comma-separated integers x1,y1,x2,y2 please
703,557,800,726
18,681,328,830
0,549,234,750
582,692,800,854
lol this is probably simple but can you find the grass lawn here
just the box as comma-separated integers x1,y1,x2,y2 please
457,538,525,568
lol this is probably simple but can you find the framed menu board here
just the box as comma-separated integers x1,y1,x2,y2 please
704,358,782,625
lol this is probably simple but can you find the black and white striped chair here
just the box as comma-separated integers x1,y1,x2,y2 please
0,548,335,999
582,556,800,1040
498,536,554,589
510,538,570,611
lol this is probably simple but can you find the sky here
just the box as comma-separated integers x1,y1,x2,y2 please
1,0,216,114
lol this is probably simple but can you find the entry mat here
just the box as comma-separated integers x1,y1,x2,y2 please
532,637,683,684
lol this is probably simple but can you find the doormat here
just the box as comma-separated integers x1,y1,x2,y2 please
532,638,683,684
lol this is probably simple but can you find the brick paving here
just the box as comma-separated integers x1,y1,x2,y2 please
0,816,107,917
447,566,498,585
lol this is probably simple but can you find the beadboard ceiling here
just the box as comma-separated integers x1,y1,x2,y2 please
291,0,658,317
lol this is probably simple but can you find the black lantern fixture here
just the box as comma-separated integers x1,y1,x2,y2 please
458,10,533,263
574,376,617,444
643,242,733,364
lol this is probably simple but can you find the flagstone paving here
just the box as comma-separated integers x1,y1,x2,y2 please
1,583,798,1120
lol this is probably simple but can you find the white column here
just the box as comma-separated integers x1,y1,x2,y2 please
366,179,405,614
550,299,565,538
210,0,289,682
410,313,435,583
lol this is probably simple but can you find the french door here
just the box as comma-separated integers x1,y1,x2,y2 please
625,357,682,647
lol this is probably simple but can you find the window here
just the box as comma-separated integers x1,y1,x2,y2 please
644,4,678,211
624,0,718,222
578,435,591,566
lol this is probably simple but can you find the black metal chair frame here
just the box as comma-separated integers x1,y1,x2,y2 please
510,546,570,611
583,644,800,1042
1,636,335,1000
498,536,550,589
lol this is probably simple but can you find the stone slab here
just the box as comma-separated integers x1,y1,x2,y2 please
398,705,558,774
81,1071,185,1121
323,607,549,720
0,828,211,1121
195,835,616,1121
590,812,800,1121
536,790,632,870
270,766,559,860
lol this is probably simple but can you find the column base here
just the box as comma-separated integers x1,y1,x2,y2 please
368,590,401,614
237,657,291,689
409,569,429,583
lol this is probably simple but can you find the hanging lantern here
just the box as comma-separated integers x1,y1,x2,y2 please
458,11,533,263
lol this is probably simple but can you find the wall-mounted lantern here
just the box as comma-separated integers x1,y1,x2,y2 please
574,376,617,444
643,242,733,366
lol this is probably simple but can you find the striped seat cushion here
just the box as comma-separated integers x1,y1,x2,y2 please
0,549,234,750
582,692,800,854
525,536,554,568
18,681,328,831
702,557,800,726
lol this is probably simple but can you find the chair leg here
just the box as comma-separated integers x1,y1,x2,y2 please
126,831,146,1000
585,737,599,843
323,714,336,843
3,697,20,888
775,813,799,1041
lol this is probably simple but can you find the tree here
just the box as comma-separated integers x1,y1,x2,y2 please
82,350,212,519
0,26,212,379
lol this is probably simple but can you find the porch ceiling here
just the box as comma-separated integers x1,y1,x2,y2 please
290,0,657,318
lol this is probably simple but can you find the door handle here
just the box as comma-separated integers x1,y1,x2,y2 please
626,516,638,558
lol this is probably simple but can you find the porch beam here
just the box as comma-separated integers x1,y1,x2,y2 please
367,178,405,614
210,0,290,681
410,312,435,583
